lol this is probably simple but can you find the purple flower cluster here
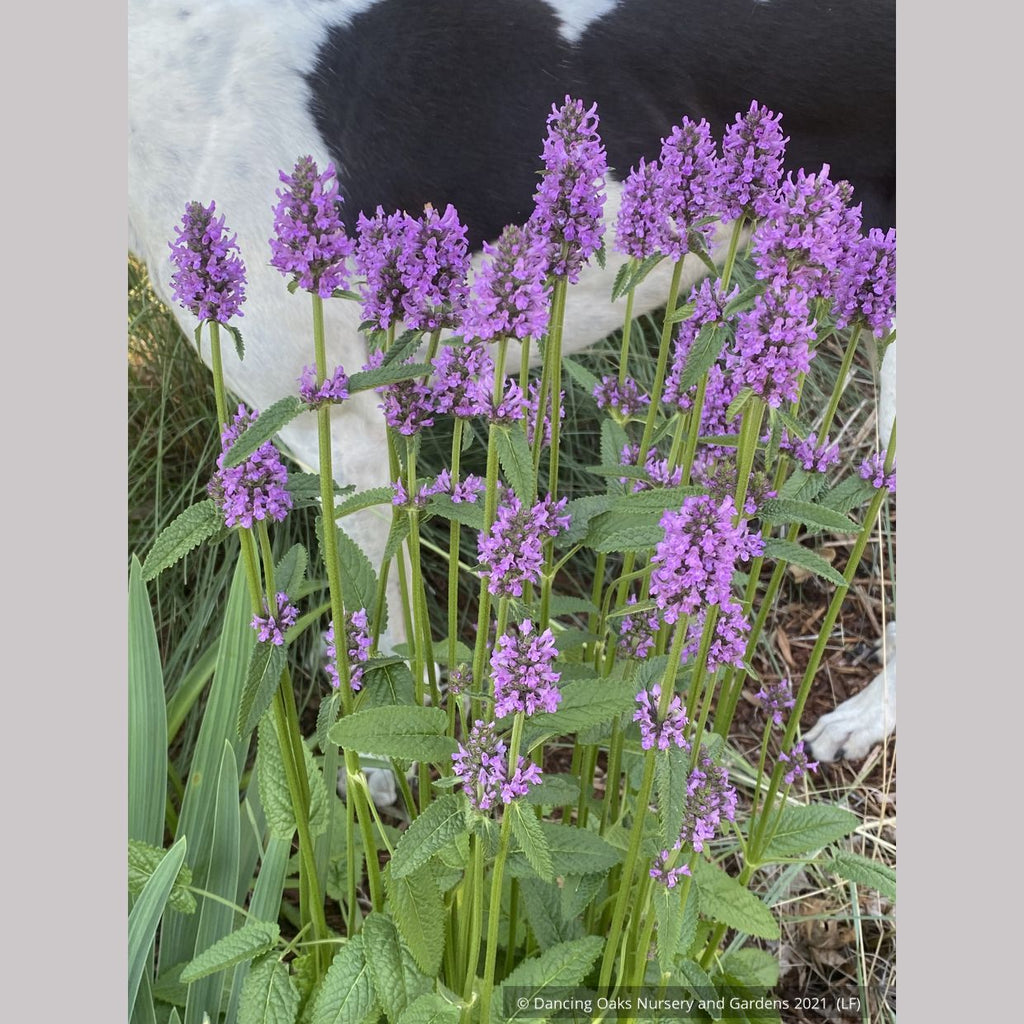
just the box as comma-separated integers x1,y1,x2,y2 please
633,684,690,751
452,475,487,503
676,756,737,852
833,227,897,336
251,592,298,646
526,381,564,449
530,96,607,283
380,378,436,436
618,444,684,493
355,203,470,331
431,343,492,418
756,677,795,727
477,492,571,598
656,117,720,258
779,740,818,784
269,157,353,297
713,101,789,221
616,595,661,660
783,431,840,473
593,375,650,419
491,620,562,719
859,451,896,493
678,600,755,673
663,279,735,410
391,470,454,509
649,494,763,625
464,223,551,342
298,364,350,408
452,720,542,811
488,381,527,426
614,157,665,260
207,405,293,529
649,849,692,889
168,200,247,323
324,608,372,691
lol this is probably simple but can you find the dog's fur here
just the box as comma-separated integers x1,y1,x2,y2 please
129,0,896,760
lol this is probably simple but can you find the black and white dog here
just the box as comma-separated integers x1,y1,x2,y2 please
129,0,896,761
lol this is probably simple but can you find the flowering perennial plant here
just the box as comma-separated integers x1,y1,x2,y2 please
134,93,897,1024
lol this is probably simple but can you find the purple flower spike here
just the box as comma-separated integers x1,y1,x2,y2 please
432,343,492,418
779,741,818,784
491,620,562,719
615,156,667,259
269,157,354,297
859,451,896,493
299,364,350,408
354,205,415,330
616,595,661,660
452,720,542,812
656,117,721,258
593,375,651,419
464,223,551,342
633,684,690,752
398,203,471,331
833,227,897,337
251,592,298,647
784,431,840,473
530,96,608,283
380,378,436,436
714,101,789,221
755,678,796,728
168,200,247,323
650,849,692,889
649,494,763,625
324,608,372,692
207,405,293,529
676,756,737,853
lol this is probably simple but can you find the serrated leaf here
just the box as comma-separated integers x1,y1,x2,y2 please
395,992,461,1024
547,596,600,618
332,523,380,621
718,948,780,989
655,744,691,850
610,259,633,303
382,329,427,368
507,821,621,878
722,281,764,318
561,495,616,544
308,935,378,1024
522,773,580,807
761,538,847,587
821,851,896,900
180,921,280,984
519,877,581,951
777,467,826,503
677,959,720,1017
357,658,417,709
666,300,697,324
599,418,630,475
725,386,755,422
770,405,809,441
761,798,856,856
385,864,445,977
561,357,601,397
223,396,305,468
757,499,858,533
820,474,877,514
425,493,484,531
347,362,432,393
559,872,604,921
508,801,554,882
274,544,308,596
256,716,295,842
609,486,700,513
129,840,196,915
237,640,288,740
237,956,300,1024
584,510,664,553
333,486,395,520
524,677,636,748
677,324,730,395
141,500,223,581
498,936,604,1022
330,706,456,763
129,837,188,1020
224,323,245,361
494,425,536,505
362,912,431,1020
693,859,779,940
621,252,666,299
391,793,468,878
654,883,686,974
383,511,411,566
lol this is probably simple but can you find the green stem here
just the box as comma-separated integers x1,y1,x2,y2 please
207,321,230,431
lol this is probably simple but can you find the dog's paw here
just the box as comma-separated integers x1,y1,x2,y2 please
805,622,896,762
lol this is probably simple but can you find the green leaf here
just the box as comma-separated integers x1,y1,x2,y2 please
820,851,896,900
390,793,468,878
609,260,633,303
519,878,582,950
308,935,378,1024
769,404,809,442
617,252,666,300
655,744,691,850
274,544,308,596
692,859,779,940
507,822,622,878
237,640,288,740
128,557,168,847
757,499,858,533
382,329,427,368
760,803,859,859
609,486,700,513
348,361,432,393
666,300,697,324
362,912,432,1021
508,801,554,882
332,524,380,621
522,773,580,808
129,838,188,1020
224,323,245,361
257,716,297,842
330,706,456,763
357,658,417,709
498,936,604,1022
385,864,445,977
721,281,764,318
725,386,755,422
677,960,720,1017
141,500,224,581
334,486,395,520
676,324,730,395
584,510,665,553
223,395,305,468
599,418,630,475
561,357,601,396
653,883,685,974
237,956,300,1024
524,677,637,748
777,467,826,503
561,495,616,545
761,537,847,587
559,872,604,921
547,596,600,618
494,425,536,505
395,992,461,1024
425,493,484,531
820,474,877,514
180,920,280,984
718,948,780,989
128,840,196,915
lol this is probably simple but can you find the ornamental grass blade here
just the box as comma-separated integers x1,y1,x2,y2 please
159,559,253,976
129,837,187,1020
129,556,168,848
